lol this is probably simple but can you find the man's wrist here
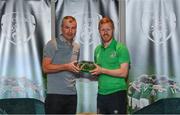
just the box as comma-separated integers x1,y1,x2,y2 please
100,67,103,74
63,64,69,70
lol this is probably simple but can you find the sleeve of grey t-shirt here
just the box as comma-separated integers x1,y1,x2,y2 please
43,41,56,59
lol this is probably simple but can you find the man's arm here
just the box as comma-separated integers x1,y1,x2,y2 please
90,63,129,78
42,57,80,74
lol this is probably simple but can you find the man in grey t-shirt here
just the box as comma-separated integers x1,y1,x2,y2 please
42,16,80,114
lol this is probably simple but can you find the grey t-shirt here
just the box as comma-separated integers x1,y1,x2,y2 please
43,35,80,95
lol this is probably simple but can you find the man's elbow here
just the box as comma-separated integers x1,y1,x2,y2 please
119,70,129,78
43,69,48,74
122,73,128,78
42,66,49,74
119,73,128,78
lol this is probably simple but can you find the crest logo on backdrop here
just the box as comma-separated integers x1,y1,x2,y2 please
74,12,102,46
73,12,102,61
1,12,36,45
141,11,176,45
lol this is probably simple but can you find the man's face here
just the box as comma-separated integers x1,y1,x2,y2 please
99,22,114,43
61,19,77,42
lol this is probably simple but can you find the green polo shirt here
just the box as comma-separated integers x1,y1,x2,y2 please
94,38,130,95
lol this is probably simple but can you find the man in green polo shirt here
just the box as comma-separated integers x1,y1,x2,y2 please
91,16,130,114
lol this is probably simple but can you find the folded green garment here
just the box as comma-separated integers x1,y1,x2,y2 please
75,61,96,72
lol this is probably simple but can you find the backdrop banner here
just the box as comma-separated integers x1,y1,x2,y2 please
0,0,51,102
126,0,180,113
55,0,119,113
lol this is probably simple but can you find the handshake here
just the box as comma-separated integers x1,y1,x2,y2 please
74,61,96,73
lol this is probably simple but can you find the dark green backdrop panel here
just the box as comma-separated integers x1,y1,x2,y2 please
0,98,44,114
134,98,180,114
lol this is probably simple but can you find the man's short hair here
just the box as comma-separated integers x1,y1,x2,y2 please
98,16,114,29
61,16,76,26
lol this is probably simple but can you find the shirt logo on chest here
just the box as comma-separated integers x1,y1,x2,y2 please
110,51,117,58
